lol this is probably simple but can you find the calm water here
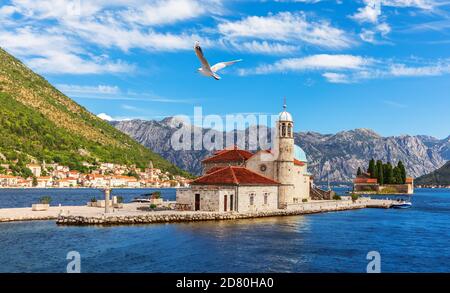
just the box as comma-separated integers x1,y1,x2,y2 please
0,188,176,208
0,188,449,272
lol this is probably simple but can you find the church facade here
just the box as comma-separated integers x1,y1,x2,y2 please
176,104,312,212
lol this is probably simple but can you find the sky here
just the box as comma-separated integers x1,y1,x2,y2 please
1,0,450,138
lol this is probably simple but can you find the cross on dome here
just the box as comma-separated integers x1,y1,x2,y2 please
279,97,293,122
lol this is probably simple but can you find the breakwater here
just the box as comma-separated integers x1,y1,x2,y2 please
56,201,372,226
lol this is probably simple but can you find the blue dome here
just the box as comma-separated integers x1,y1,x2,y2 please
294,145,307,163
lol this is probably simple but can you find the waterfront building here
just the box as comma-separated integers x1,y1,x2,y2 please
26,164,42,177
36,176,53,188
353,173,414,194
55,178,78,188
0,175,19,187
177,102,312,212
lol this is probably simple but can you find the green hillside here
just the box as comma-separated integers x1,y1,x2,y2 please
0,47,188,176
416,161,450,186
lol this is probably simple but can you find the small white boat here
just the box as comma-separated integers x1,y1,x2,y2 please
132,198,152,203
391,201,412,209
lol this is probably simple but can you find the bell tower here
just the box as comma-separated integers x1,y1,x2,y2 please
275,99,295,208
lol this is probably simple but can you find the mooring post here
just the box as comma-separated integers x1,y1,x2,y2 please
104,188,111,214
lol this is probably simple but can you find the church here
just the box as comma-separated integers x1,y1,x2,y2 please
176,103,312,213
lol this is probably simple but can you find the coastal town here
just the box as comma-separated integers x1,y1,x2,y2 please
0,161,190,189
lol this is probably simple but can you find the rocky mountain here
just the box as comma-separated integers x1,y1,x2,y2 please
112,118,449,182
0,47,188,176
416,161,450,186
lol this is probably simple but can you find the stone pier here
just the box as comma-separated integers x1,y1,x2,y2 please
0,199,395,226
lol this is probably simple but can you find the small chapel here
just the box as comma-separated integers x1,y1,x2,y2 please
176,103,312,213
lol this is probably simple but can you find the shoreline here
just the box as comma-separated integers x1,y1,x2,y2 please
0,187,184,190
0,199,395,226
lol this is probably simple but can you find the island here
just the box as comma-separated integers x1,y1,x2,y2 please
353,159,414,194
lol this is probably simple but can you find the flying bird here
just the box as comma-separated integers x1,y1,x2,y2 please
194,41,242,80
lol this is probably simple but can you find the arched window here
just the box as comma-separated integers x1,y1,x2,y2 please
281,123,286,137
287,123,292,137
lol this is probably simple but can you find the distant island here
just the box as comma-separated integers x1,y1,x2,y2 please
415,161,450,187
353,159,414,194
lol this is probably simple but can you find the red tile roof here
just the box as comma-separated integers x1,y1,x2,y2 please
406,177,414,184
205,166,226,174
192,166,280,186
294,159,305,166
354,178,378,184
202,148,254,163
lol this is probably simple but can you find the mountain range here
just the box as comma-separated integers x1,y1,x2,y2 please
112,118,450,182
0,47,187,176
416,162,450,186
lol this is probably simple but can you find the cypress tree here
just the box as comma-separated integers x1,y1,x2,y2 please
393,166,402,184
398,161,407,184
384,162,393,184
368,159,376,178
357,167,362,176
376,160,384,185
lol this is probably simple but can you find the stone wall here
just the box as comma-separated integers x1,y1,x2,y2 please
245,151,276,179
237,185,279,213
56,201,367,226
355,183,414,194
292,164,310,202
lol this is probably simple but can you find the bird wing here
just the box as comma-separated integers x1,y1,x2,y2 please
194,43,211,70
211,59,243,73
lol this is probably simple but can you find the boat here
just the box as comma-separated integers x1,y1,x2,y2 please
132,192,162,203
391,201,412,209
132,198,152,203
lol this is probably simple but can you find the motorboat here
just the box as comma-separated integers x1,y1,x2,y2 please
391,201,412,209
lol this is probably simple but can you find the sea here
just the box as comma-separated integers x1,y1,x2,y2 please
0,188,449,272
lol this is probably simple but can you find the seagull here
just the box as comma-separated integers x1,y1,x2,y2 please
194,41,242,80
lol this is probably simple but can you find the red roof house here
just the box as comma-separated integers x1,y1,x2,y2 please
202,148,254,164
192,166,280,186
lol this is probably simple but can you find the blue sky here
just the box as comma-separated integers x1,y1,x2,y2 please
1,0,450,138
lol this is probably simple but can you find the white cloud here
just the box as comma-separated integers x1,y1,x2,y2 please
218,11,353,49
382,0,438,10
351,0,440,24
225,40,298,54
0,27,134,74
322,72,351,83
238,53,450,83
389,62,450,76
0,0,222,74
359,22,391,43
57,84,120,95
97,113,114,121
120,0,222,26
351,0,382,23
239,54,372,75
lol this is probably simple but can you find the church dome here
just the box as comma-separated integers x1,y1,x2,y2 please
294,145,307,162
279,101,293,122
279,110,293,122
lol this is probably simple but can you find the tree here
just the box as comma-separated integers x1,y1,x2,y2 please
376,160,384,185
357,167,362,176
368,159,376,178
32,176,38,187
393,166,402,184
383,162,394,184
398,161,407,184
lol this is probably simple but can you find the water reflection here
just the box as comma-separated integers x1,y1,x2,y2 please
1,189,450,272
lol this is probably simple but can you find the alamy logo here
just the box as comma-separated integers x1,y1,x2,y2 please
170,107,282,162
366,251,381,273
66,251,81,273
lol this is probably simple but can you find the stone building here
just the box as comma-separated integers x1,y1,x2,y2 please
176,103,312,212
